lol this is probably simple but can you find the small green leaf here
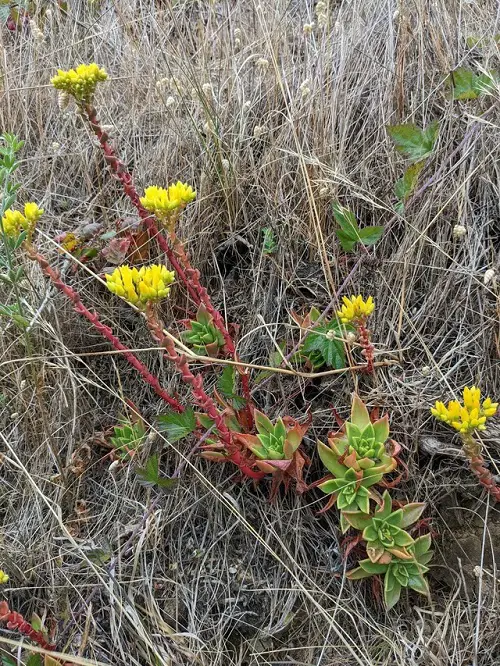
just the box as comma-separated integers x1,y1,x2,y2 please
30,613,43,632
86,548,111,565
358,226,384,246
384,575,402,610
450,67,498,100
217,365,237,397
302,319,346,370
395,161,425,208
387,122,439,162
157,408,196,443
262,227,278,254
26,656,43,666
400,502,426,528
135,455,178,491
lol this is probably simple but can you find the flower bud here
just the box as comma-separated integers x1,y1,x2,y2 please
483,268,496,285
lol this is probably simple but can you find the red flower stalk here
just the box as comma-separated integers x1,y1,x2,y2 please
461,433,500,502
357,321,375,374
25,243,183,413
0,600,55,651
82,104,253,417
469,455,500,502
145,306,263,480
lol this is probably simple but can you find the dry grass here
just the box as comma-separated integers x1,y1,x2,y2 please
0,0,499,664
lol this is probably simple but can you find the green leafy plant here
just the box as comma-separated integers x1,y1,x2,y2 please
315,395,431,609
342,490,425,562
387,121,439,163
157,407,197,442
262,226,278,255
236,410,310,496
387,121,439,213
181,304,225,356
109,417,147,461
291,306,349,370
332,202,384,253
135,454,178,491
449,67,498,100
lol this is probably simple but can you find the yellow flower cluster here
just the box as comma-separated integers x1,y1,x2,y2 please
140,182,196,219
105,264,175,307
337,295,375,324
0,570,8,585
51,63,108,102
1,202,44,237
431,386,498,434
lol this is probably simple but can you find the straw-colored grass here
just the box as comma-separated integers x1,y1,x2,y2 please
0,1,499,664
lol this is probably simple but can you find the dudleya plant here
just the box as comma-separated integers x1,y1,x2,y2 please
316,395,432,609
342,490,425,561
238,410,305,473
181,304,225,356
347,534,433,609
317,395,397,513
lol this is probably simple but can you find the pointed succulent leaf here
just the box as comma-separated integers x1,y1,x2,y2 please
341,510,372,531
317,440,347,478
274,418,286,442
318,479,341,495
392,528,414,547
350,394,371,428
339,512,351,534
400,502,426,528
196,304,212,326
254,410,275,435
360,559,389,575
360,423,376,444
357,457,376,470
384,575,402,610
345,421,362,443
346,566,375,581
408,574,430,596
376,490,393,519
372,415,390,444
384,508,403,528
412,534,432,558
387,546,413,560
355,486,370,513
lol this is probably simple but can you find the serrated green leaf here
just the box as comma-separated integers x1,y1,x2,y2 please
450,67,498,100
217,365,237,397
135,454,178,491
157,408,196,443
358,226,384,246
30,613,43,632
387,122,439,162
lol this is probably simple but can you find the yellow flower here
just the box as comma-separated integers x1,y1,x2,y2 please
0,570,8,585
24,202,44,224
140,182,196,219
337,295,375,324
105,264,175,307
51,63,107,102
431,386,498,434
1,202,43,237
1,209,26,237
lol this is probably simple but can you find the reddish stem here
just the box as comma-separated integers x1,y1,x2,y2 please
0,601,55,651
83,104,254,419
357,320,374,374
145,307,263,480
25,244,184,413
461,433,500,502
